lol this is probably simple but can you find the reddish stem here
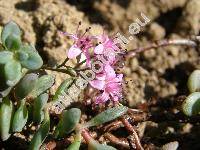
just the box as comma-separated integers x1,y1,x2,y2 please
122,118,144,150
126,36,200,58
81,129,93,143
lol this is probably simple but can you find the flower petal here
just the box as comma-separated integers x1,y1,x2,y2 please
95,91,110,104
89,80,105,90
67,45,82,59
105,64,116,79
112,74,123,82
96,74,106,81
94,44,104,54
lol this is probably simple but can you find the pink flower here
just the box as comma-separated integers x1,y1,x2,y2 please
60,27,95,65
90,64,123,104
94,34,120,65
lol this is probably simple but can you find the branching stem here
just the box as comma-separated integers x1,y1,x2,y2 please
126,36,200,58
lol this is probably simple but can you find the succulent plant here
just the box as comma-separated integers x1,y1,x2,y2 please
0,21,130,150
182,70,200,116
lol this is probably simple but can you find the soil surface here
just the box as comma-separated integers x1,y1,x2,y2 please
0,0,200,149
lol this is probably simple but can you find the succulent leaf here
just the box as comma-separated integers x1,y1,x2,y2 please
33,93,48,124
19,45,43,70
54,108,81,138
88,139,117,150
4,59,22,86
29,75,55,99
29,109,50,150
0,51,13,64
182,92,200,116
0,97,13,141
12,99,28,132
83,105,128,128
15,73,38,99
188,70,200,93
1,21,21,50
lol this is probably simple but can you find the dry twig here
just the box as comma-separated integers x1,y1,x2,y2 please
126,36,200,58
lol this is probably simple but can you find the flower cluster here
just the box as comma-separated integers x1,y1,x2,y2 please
62,25,124,104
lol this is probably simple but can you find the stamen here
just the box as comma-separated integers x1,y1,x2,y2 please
81,28,90,38
76,21,82,34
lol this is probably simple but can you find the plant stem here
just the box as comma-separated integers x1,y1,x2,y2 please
57,58,69,68
75,59,86,69
122,117,144,150
42,67,77,77
104,133,130,149
81,129,92,143
126,36,200,58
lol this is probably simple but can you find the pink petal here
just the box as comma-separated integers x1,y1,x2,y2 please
106,82,121,93
96,74,106,80
67,45,82,59
105,64,116,79
59,31,78,40
94,44,104,54
89,80,105,90
112,96,119,102
112,74,123,82
95,91,110,104
84,49,91,67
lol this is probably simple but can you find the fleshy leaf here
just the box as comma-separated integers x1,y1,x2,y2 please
33,93,48,124
53,78,74,102
1,21,21,50
188,70,200,93
16,50,29,62
12,99,28,132
29,75,55,99
0,65,8,90
54,108,81,138
182,92,200,116
88,139,117,150
15,73,38,99
83,105,128,128
4,59,22,86
0,51,13,64
0,87,12,99
29,109,50,150
20,45,43,70
5,34,21,51
66,133,81,150
0,97,13,141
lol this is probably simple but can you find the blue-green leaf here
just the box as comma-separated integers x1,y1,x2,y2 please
182,92,200,116
16,50,29,62
5,34,21,51
29,75,55,99
66,133,81,150
0,51,13,64
53,78,74,102
33,93,48,124
54,108,81,138
0,97,13,141
4,59,22,86
1,21,21,50
19,45,43,70
83,105,128,128
29,109,50,150
88,139,117,150
188,70,200,93
12,99,28,132
15,73,38,99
